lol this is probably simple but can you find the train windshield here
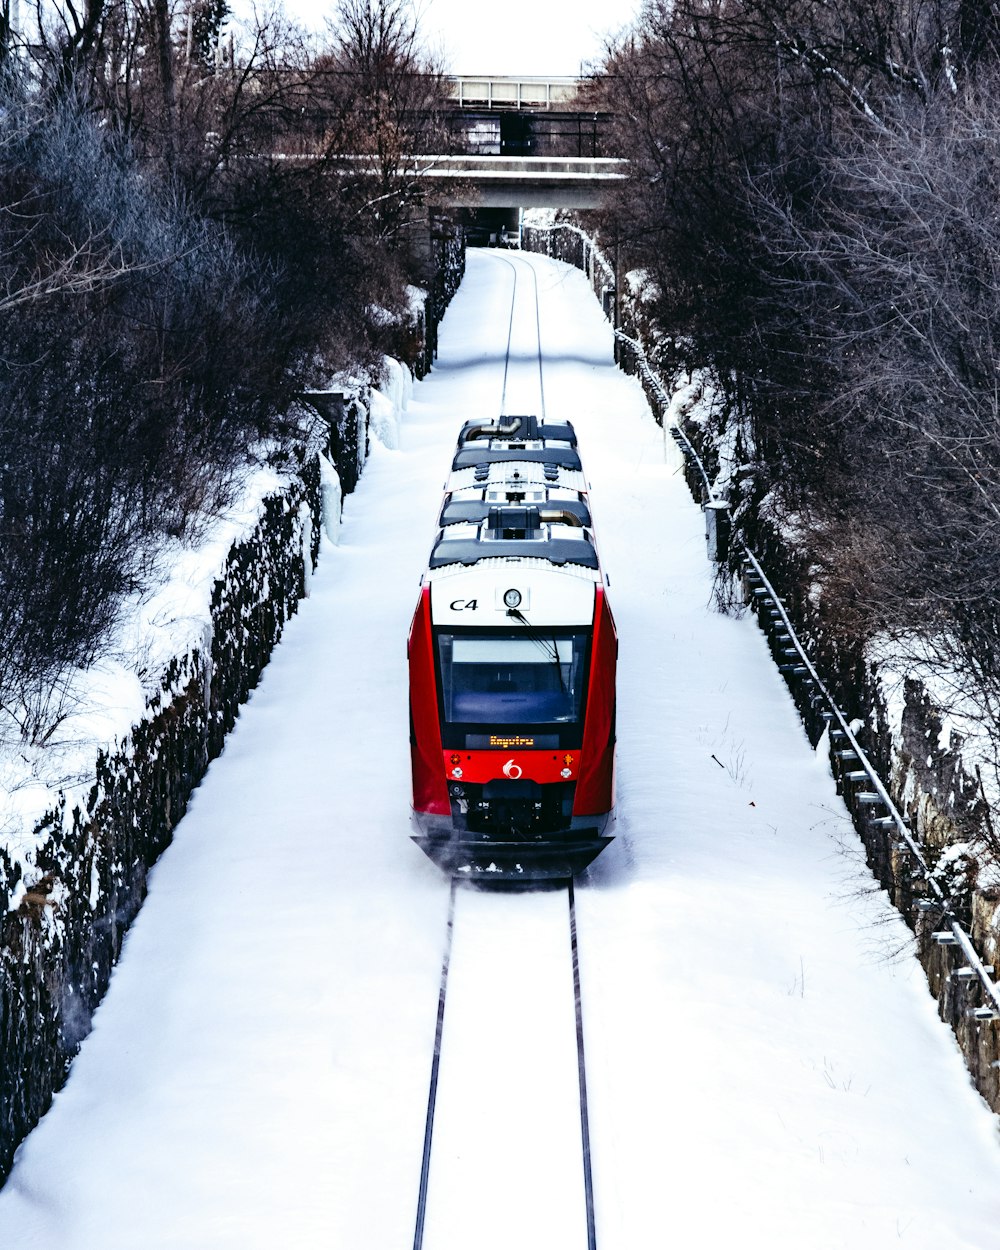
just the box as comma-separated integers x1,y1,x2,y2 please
437,631,589,727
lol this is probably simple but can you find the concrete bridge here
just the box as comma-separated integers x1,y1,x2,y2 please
278,75,624,212
403,154,626,209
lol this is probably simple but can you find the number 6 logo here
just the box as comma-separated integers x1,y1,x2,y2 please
503,759,522,779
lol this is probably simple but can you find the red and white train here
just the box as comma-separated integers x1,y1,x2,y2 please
408,415,617,878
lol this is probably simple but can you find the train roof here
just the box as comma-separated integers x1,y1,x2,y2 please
425,417,603,581
456,415,576,448
438,497,591,528
446,460,588,495
428,505,600,571
451,445,582,473
450,413,582,475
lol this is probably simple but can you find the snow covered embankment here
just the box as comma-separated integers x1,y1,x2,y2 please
523,219,1000,1115
0,372,408,1183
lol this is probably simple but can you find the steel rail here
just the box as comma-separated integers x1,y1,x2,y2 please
529,258,547,421
415,253,596,1242
412,879,599,1246
494,252,547,420
497,255,519,417
568,878,598,1250
412,879,458,1250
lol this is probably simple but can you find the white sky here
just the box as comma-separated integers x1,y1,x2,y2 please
282,0,642,76
418,0,640,75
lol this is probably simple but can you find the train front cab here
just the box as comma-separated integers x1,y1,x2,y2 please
408,580,617,879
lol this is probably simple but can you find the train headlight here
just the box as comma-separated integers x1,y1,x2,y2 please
503,588,522,609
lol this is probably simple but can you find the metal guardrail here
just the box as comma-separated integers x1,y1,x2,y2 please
738,548,1000,1018
520,221,616,297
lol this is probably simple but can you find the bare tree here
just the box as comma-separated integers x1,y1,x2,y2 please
0,74,301,740
594,0,1000,757
0,0,458,742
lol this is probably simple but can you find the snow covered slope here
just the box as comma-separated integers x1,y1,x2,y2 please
1,252,999,1249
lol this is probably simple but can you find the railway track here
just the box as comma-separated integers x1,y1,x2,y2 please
413,253,597,1247
412,880,597,1250
495,251,547,420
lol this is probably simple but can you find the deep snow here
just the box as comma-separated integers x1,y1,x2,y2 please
2,251,1000,1249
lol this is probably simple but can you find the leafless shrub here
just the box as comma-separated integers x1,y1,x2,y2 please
0,75,290,740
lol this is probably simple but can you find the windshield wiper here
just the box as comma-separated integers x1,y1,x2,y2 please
506,607,567,693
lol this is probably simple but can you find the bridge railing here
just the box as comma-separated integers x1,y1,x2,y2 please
445,109,614,159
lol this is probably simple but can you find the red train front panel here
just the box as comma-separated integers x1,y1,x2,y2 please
408,566,616,876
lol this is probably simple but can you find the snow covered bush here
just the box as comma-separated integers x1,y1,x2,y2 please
0,77,291,743
0,459,323,1182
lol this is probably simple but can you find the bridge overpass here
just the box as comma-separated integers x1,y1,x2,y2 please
403,154,626,209
277,76,624,212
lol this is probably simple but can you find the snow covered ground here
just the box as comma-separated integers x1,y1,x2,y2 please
2,251,1000,1249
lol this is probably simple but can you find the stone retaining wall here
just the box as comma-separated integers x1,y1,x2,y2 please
0,455,321,1178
